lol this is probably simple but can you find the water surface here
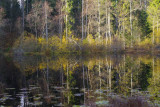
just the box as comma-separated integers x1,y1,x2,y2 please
0,54,160,107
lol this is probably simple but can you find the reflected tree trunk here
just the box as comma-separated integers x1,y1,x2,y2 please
109,60,111,91
131,70,133,96
67,62,69,104
153,57,155,84
83,64,85,105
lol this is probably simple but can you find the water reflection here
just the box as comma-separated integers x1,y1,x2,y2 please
0,54,160,106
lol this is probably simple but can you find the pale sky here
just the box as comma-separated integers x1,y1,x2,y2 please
17,0,26,7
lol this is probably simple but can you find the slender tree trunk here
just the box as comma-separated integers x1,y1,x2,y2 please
59,1,63,44
88,64,92,89
82,0,84,41
153,57,155,84
109,60,111,91
140,0,142,7
123,18,125,49
26,0,28,14
83,64,85,105
85,0,88,38
98,0,101,42
131,70,133,96
153,16,155,45
44,1,48,47
35,21,38,43
130,0,133,48
66,0,68,42
99,61,101,89
106,1,108,45
46,58,49,81
21,0,24,32
86,66,89,90
67,62,69,89
10,0,13,32
108,6,111,44
61,64,63,86
98,0,101,43
157,16,158,34
67,62,69,104
145,0,147,10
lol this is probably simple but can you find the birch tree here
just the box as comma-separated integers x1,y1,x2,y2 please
147,0,160,45
44,1,49,47
21,0,24,33
130,0,133,48
26,1,52,40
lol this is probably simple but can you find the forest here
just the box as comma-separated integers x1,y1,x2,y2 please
1,0,160,106
0,0,160,55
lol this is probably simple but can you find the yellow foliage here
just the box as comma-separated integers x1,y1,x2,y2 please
38,37,45,44
139,38,152,48
87,34,95,44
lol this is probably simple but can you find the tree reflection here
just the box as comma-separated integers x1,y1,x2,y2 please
1,54,160,106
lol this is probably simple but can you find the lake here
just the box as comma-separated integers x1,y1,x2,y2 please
0,54,160,107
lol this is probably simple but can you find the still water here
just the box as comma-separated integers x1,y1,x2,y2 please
0,54,160,107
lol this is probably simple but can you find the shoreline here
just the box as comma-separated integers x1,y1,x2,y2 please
2,48,160,57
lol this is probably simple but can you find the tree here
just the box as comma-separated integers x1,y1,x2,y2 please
26,1,52,40
0,8,4,27
147,0,160,45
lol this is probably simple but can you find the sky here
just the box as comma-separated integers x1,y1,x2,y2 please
18,0,26,7
17,0,21,7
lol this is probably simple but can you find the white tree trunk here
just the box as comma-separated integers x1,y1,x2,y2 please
45,1,48,47
153,17,155,45
157,16,158,33
98,0,101,43
66,0,68,41
145,0,147,9
130,0,133,48
108,6,111,44
105,1,108,45
83,64,85,105
109,60,111,91
82,0,84,41
123,18,125,49
153,57,155,84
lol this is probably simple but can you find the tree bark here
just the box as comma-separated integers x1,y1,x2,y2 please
130,0,133,48
108,6,111,44
105,1,108,45
44,1,48,47
82,0,84,41
98,0,101,43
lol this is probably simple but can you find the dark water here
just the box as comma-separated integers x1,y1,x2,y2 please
0,54,160,107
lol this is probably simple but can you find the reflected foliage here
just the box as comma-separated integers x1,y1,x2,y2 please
0,54,160,106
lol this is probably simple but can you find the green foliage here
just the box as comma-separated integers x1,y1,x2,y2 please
139,63,152,91
2,0,160,52
136,10,152,40
0,0,21,23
